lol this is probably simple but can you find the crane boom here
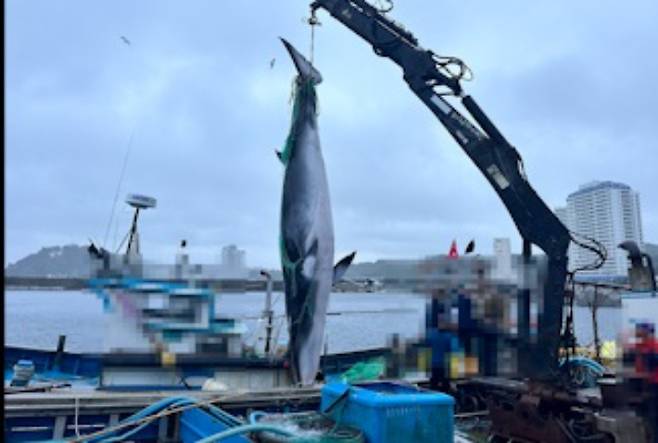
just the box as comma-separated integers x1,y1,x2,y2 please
311,0,571,380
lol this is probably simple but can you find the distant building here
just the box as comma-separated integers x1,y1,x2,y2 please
493,238,515,282
564,181,643,277
220,245,247,279
343,249,522,290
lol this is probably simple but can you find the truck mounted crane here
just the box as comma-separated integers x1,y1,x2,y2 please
307,3,656,442
310,0,572,382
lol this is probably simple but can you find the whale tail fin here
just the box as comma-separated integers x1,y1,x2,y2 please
280,37,323,85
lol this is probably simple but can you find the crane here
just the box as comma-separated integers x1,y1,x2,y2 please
309,0,572,382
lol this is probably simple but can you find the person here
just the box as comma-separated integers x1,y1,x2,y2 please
425,292,456,393
428,327,454,393
630,322,658,442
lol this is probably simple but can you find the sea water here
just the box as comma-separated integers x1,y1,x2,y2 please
4,290,621,353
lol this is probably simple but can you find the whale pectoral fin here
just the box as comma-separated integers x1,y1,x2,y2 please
333,251,356,284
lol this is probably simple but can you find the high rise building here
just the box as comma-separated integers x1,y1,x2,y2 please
563,181,643,276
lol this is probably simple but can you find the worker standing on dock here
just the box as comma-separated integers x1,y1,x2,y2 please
425,292,457,393
636,323,658,442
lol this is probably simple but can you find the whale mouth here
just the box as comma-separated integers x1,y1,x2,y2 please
295,337,322,384
280,37,323,85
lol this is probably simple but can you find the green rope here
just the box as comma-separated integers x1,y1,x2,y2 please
279,235,300,272
279,79,317,166
278,236,318,329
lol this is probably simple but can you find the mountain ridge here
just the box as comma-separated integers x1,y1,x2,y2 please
5,244,91,278
6,242,657,279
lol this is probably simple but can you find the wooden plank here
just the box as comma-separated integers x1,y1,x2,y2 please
4,386,322,418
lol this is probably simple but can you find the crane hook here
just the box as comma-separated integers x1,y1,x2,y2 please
307,8,321,65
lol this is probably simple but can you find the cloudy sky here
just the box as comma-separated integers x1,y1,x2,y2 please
6,0,657,268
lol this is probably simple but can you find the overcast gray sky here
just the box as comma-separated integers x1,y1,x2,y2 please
6,0,657,268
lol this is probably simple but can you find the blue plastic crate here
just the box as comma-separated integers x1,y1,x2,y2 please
321,381,454,443
179,408,249,443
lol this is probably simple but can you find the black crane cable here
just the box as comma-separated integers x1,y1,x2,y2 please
569,230,608,273
560,231,608,378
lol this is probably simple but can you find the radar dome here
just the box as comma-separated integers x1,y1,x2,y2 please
125,194,157,209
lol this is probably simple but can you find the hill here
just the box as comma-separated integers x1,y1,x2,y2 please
5,245,90,278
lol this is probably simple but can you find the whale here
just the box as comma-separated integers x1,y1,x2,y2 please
278,38,355,385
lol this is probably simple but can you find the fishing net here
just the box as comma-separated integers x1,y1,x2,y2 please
337,357,385,384
252,411,364,443
279,79,317,166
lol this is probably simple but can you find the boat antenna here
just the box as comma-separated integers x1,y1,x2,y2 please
102,37,137,250
102,129,135,249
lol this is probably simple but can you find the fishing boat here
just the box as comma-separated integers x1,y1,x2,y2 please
5,194,394,393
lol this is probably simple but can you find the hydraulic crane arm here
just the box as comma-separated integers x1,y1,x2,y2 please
311,0,571,380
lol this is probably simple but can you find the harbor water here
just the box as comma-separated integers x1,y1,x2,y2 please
4,290,622,354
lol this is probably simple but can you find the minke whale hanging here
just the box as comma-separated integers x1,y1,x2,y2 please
277,38,356,385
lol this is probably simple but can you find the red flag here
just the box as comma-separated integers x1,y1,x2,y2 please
448,240,459,259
